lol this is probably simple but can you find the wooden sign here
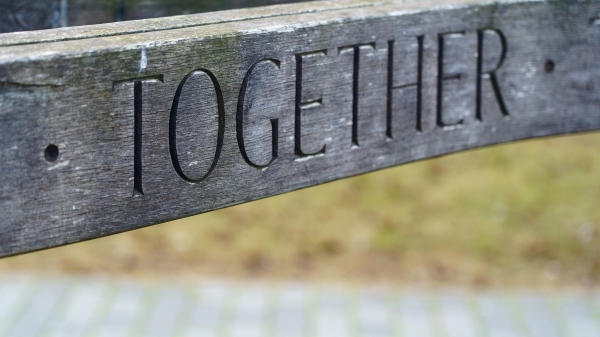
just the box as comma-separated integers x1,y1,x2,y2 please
0,0,599,257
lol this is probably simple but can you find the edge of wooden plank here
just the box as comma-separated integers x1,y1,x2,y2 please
0,0,386,46
0,0,528,47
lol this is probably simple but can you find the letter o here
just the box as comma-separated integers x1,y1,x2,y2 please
169,69,225,183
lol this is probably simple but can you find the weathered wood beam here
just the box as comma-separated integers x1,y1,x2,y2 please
0,0,599,257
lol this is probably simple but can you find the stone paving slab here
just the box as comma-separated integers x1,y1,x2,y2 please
0,276,599,337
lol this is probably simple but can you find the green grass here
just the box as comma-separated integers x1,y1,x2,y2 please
3,132,600,288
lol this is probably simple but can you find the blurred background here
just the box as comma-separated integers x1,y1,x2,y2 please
1,132,599,289
0,0,315,32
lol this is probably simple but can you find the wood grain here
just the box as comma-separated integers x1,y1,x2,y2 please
0,0,599,257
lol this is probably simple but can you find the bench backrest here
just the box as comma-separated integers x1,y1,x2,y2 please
0,0,598,257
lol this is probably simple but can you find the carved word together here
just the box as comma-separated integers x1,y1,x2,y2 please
118,28,510,195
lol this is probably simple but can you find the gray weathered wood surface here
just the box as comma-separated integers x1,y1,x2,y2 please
0,0,599,257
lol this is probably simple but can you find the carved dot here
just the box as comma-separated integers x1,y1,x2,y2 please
44,144,59,162
545,60,555,73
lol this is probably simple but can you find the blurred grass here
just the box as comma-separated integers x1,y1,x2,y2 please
2,133,600,288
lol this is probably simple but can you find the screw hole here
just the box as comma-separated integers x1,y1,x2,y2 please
545,60,555,73
44,144,59,162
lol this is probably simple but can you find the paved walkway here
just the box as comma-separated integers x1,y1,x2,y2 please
0,276,599,337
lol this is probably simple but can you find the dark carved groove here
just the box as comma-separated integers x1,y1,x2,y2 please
236,58,281,169
169,69,225,183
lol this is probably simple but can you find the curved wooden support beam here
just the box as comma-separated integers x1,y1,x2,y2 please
0,0,599,257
